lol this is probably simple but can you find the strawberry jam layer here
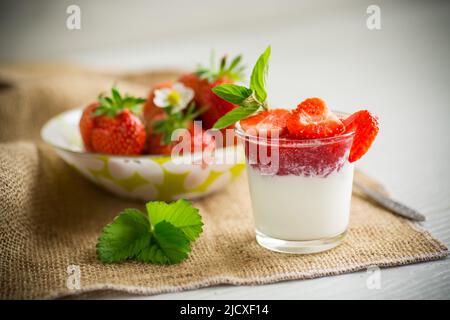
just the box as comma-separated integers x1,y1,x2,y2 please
242,134,354,177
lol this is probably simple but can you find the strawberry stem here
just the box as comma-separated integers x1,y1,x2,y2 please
93,87,146,117
196,52,245,83
153,102,205,145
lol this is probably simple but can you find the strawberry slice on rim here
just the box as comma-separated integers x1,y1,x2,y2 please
240,109,290,138
342,110,379,162
287,98,345,139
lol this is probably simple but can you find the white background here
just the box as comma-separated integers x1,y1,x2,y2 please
1,0,449,299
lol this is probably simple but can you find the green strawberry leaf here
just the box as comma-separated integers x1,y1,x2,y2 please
136,221,191,264
123,96,146,109
228,55,242,72
151,102,204,146
213,106,259,129
95,87,146,117
250,45,271,103
96,200,202,265
212,84,254,106
146,199,203,242
111,87,122,103
96,208,151,263
196,52,245,83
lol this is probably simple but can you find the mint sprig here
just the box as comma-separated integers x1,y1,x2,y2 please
93,87,146,117
212,46,271,129
250,46,271,103
96,199,203,264
210,84,255,106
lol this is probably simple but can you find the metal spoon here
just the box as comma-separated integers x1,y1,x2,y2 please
353,181,426,222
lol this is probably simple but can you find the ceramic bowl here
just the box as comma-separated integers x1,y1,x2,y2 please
41,109,245,201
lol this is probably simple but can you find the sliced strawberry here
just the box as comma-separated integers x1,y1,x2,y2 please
287,110,345,139
286,97,344,139
342,110,379,162
240,109,290,137
240,112,267,131
297,97,327,116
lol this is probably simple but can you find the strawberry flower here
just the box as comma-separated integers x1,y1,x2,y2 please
153,82,194,113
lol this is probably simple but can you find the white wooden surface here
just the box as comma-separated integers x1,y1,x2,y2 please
3,0,448,299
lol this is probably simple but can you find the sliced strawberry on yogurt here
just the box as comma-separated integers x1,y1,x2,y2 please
240,109,290,137
295,97,328,116
287,98,345,139
342,110,379,162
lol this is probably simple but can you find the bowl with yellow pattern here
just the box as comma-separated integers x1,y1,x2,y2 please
41,109,246,201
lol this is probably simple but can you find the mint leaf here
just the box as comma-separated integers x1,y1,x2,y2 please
250,45,271,103
136,221,191,264
212,84,253,106
213,106,259,129
146,199,203,242
96,209,151,263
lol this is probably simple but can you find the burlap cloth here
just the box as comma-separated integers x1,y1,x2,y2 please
0,64,447,300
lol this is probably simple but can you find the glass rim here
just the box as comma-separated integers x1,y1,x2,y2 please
234,110,355,147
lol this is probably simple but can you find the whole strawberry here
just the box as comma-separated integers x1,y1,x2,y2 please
79,87,146,155
79,101,99,151
145,81,214,155
143,81,173,127
148,120,215,156
179,54,245,130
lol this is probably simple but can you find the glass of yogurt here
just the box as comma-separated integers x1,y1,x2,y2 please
235,118,356,254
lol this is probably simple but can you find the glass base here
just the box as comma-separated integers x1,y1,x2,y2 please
256,230,347,254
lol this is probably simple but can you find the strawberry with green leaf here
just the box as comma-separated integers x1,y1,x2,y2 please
179,53,245,130
147,108,215,156
79,87,147,155
144,82,215,155
143,81,174,124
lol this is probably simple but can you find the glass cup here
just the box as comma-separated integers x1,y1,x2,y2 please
235,116,355,254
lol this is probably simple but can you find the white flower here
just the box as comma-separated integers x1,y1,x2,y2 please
153,82,194,113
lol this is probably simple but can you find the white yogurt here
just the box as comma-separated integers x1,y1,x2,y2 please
247,162,354,241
